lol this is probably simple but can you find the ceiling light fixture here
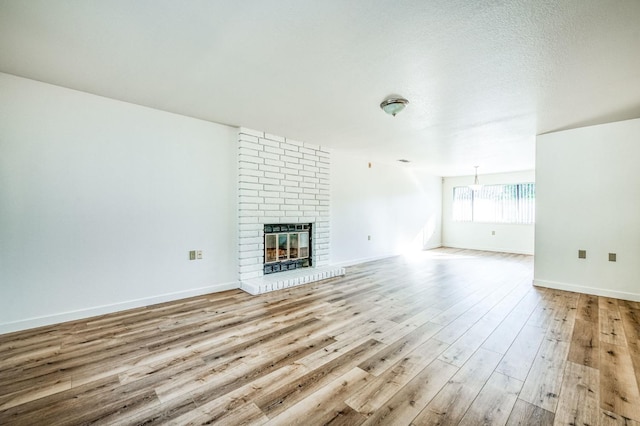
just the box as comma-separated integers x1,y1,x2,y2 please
380,96,409,117
469,166,482,191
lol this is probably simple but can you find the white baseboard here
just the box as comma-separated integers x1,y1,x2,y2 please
533,279,640,302
442,244,534,255
424,243,444,250
332,246,445,268
0,281,240,335
332,253,399,268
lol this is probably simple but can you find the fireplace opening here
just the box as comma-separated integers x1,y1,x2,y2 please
264,223,312,274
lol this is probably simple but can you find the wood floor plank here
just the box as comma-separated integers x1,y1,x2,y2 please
0,338,149,390
198,317,321,364
481,287,543,355
458,372,523,426
600,307,628,346
2,249,639,425
568,318,600,369
254,339,383,419
619,303,640,395
495,324,546,382
264,367,370,425
567,293,600,368
372,307,442,345
177,363,310,425
600,410,640,426
436,282,532,368
553,361,600,426
358,321,443,376
345,338,449,415
430,287,499,326
600,341,640,421
576,293,599,321
136,398,202,425
600,297,622,311
165,398,268,426
359,359,459,426
0,332,61,355
0,343,62,368
0,377,72,412
0,375,150,426
506,398,555,425
526,290,559,330
411,348,503,426
165,332,336,407
295,334,377,371
518,334,570,412
431,281,524,344
329,316,398,342
203,402,269,426
546,292,579,343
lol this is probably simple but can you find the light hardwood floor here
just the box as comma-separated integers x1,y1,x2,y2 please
1,248,639,425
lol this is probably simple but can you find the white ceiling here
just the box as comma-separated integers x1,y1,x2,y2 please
1,1,639,176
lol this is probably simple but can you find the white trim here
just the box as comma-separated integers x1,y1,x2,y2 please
442,244,534,255
0,281,239,335
332,253,398,268
533,279,640,302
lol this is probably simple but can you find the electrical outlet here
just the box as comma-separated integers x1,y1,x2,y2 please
578,250,586,259
189,250,196,260
197,250,203,260
367,235,371,241
609,253,616,262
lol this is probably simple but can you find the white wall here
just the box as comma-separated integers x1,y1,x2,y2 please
0,73,238,333
535,118,640,301
442,170,535,255
330,152,442,265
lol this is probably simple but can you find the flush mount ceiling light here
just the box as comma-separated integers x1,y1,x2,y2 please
380,96,409,117
469,166,483,191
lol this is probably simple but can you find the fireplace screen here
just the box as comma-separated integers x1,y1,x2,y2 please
264,223,312,274
265,234,277,263
278,234,289,260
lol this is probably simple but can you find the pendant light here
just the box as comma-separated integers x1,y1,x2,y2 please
469,166,482,191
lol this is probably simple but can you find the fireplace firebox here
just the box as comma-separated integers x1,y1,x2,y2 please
264,224,312,274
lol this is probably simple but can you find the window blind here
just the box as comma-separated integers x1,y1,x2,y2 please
453,183,535,224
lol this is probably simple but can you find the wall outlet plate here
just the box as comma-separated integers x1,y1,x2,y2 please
197,250,203,259
189,250,196,260
578,250,586,259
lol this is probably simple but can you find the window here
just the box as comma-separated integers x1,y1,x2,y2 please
453,183,535,224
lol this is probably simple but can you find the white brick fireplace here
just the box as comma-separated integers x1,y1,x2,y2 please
237,128,344,294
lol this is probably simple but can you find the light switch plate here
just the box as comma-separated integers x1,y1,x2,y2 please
578,250,586,259
189,250,196,260
609,253,616,262
197,250,203,259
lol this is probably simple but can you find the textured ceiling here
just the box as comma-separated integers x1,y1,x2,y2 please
1,0,639,176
